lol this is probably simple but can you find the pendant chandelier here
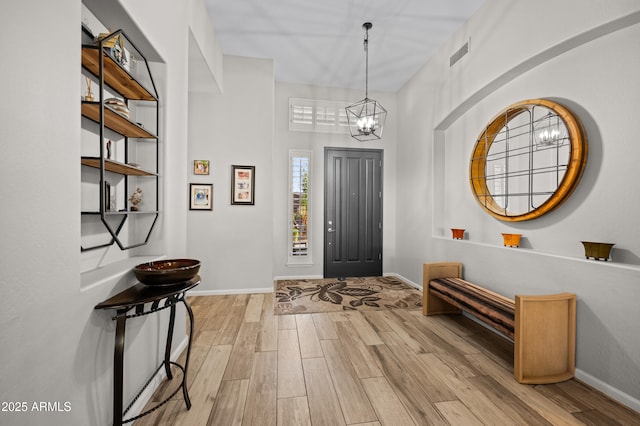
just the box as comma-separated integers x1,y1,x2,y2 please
346,22,387,141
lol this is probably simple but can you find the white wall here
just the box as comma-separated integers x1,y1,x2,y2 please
0,1,82,424
272,84,398,279
0,0,221,424
186,65,399,292
186,55,275,294
396,0,640,410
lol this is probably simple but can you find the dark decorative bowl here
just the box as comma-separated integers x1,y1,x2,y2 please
133,259,201,285
581,242,614,261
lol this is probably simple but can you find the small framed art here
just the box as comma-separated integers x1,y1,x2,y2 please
189,183,213,210
194,160,210,175
231,165,255,205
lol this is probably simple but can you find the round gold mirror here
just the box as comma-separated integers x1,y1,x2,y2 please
470,99,588,221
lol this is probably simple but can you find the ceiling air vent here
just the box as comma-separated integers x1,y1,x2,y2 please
449,40,469,67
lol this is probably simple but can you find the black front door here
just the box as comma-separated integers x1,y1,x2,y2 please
324,148,383,278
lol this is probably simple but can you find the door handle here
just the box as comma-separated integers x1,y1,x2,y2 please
327,228,335,233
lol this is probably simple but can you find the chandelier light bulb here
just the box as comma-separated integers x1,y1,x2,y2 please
357,116,376,135
538,128,561,144
539,130,550,142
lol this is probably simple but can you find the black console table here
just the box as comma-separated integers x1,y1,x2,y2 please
95,275,200,425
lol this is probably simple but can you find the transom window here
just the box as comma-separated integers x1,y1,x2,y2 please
289,98,350,134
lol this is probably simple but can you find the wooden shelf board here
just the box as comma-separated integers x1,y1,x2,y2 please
81,102,157,139
81,157,156,176
82,46,156,101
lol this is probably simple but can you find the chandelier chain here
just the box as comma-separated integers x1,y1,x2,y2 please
364,25,369,99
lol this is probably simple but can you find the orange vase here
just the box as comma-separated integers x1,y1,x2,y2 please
502,233,521,247
451,229,465,239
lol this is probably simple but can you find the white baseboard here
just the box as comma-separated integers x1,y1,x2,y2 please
575,368,640,413
124,336,189,420
273,274,324,281
385,272,422,290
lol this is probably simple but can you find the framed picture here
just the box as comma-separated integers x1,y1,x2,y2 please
189,183,213,210
194,160,210,175
231,165,255,205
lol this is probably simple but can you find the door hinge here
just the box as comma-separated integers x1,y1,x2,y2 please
379,222,382,229
378,253,382,260
379,191,382,198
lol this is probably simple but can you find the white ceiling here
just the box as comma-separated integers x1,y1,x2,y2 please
204,0,485,93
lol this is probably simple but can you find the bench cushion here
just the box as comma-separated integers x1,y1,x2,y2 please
429,277,515,339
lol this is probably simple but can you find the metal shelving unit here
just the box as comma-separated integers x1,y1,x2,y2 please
81,28,159,251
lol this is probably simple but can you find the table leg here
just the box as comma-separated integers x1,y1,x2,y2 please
113,311,127,426
164,305,176,379
182,298,195,409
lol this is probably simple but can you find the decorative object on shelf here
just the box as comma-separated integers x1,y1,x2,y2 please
110,189,116,212
194,160,210,175
133,258,201,285
128,187,142,211
103,181,117,212
189,183,213,210
104,182,112,211
106,139,112,159
104,97,130,118
581,241,614,261
470,99,588,222
231,165,255,205
502,233,522,247
84,76,94,101
451,228,465,239
123,50,134,74
95,32,128,69
95,32,121,48
345,22,387,141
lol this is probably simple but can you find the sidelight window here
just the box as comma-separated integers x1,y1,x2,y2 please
289,150,311,262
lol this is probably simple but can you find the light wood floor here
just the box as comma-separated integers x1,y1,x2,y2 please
136,293,640,425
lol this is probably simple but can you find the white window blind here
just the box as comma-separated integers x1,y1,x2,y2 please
291,104,313,126
289,98,350,134
288,150,311,262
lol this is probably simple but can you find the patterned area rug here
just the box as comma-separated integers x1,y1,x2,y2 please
274,276,422,315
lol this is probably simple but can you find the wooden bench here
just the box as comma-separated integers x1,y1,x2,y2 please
423,262,576,384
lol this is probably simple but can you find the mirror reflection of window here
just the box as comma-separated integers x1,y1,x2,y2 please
492,164,504,208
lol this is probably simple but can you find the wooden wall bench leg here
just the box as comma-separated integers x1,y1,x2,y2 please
514,293,576,384
423,262,463,316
